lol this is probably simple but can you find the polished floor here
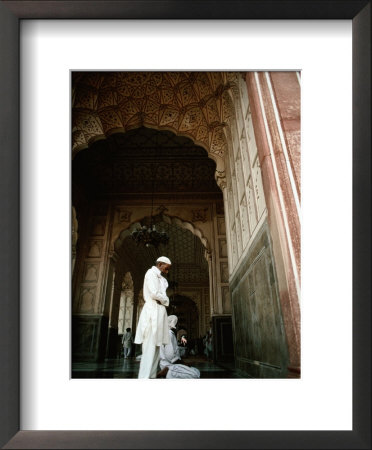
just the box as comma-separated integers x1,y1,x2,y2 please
72,354,248,378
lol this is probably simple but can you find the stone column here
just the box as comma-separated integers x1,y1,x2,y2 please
123,289,134,332
103,252,121,359
245,71,301,376
206,250,216,315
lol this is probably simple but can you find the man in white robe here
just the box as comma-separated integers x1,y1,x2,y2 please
134,256,172,378
157,315,200,379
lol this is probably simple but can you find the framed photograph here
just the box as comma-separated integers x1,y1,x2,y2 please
1,1,370,449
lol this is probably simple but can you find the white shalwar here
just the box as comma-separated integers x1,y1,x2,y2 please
134,266,170,378
160,329,200,379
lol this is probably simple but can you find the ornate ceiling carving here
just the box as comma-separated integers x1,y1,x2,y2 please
72,72,240,161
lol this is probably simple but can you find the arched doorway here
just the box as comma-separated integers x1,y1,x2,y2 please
109,213,212,358
72,124,228,364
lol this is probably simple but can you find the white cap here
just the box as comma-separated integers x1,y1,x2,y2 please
157,256,171,265
168,315,178,328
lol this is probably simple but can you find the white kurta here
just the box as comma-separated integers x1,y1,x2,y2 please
135,266,170,346
160,329,200,379
135,266,170,378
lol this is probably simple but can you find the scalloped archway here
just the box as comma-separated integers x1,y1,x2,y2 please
72,71,240,175
114,213,210,256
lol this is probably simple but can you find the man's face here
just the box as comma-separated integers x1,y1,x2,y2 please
159,263,171,275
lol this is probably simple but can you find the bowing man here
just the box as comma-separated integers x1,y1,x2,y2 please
157,315,201,379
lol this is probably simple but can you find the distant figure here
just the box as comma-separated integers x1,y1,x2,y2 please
122,328,133,359
157,315,200,379
204,322,213,361
134,256,172,378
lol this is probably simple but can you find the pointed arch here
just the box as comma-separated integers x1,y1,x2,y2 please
113,213,210,257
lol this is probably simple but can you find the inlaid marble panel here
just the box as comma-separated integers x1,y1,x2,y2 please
87,240,103,258
217,217,226,235
247,178,257,234
252,157,266,218
246,113,258,162
79,286,96,313
218,238,228,258
83,262,100,282
222,286,231,314
240,134,251,184
240,195,250,248
220,262,229,283
230,223,289,378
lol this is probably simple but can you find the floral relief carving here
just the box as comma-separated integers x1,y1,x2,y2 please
72,72,238,157
117,208,132,224
192,208,208,223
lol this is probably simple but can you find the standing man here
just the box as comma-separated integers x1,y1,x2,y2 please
134,256,172,378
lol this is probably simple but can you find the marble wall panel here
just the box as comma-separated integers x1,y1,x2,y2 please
240,134,251,184
252,158,266,219
72,315,108,362
218,238,227,258
247,179,257,234
83,262,100,282
220,262,229,283
222,286,231,314
231,222,289,378
235,212,243,257
247,113,258,162
239,195,250,248
87,240,103,258
217,217,226,235
79,286,96,313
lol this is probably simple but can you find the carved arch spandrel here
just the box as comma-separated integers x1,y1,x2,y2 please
72,72,242,174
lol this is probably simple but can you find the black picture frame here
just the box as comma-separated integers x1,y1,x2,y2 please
0,1,370,449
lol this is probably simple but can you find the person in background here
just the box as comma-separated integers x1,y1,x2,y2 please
204,322,213,361
157,315,200,379
134,256,172,378
122,327,133,359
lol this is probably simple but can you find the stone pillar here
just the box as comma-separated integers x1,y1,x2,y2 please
103,252,121,359
72,207,78,276
130,288,140,336
245,71,301,376
123,289,134,332
206,250,217,315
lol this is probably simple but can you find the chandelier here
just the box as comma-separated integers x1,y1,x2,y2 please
131,224,169,248
131,164,169,248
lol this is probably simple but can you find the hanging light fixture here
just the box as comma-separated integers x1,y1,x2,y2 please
131,164,169,248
